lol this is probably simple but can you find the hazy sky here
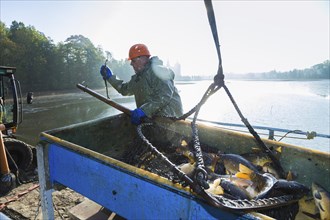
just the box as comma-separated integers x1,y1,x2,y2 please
1,0,329,76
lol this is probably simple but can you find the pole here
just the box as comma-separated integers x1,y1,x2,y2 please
76,83,131,116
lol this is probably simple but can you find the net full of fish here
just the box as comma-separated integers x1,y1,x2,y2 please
120,131,319,220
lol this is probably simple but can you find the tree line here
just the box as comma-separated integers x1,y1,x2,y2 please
0,21,134,93
175,60,330,81
1,21,329,94
224,60,330,80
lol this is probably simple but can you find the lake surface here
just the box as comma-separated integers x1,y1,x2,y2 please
16,79,329,153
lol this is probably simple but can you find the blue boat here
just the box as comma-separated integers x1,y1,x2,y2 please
36,110,330,219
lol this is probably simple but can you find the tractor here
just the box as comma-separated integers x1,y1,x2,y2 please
0,66,35,195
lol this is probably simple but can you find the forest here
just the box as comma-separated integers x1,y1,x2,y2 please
0,21,134,93
225,60,330,80
0,21,329,93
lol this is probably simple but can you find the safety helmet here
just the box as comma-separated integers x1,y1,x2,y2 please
128,44,151,60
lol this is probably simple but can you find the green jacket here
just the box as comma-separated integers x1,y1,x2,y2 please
108,56,183,118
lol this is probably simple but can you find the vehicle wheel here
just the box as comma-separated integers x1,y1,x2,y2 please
4,138,33,171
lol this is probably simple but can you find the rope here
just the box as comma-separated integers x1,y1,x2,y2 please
222,85,286,178
0,183,39,211
201,0,286,179
4,147,22,185
211,126,313,140
133,0,291,210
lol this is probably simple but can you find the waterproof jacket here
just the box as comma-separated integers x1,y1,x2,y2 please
108,56,183,118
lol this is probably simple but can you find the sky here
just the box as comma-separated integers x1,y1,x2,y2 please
1,0,329,76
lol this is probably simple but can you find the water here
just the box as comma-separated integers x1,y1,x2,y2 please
178,79,330,152
16,80,329,153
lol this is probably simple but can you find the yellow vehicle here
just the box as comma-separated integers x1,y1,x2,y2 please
0,66,34,194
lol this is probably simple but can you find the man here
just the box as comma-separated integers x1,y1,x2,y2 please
100,44,183,125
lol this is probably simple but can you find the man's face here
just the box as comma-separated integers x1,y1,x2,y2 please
130,56,149,74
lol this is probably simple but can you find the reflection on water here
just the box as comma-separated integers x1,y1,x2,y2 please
16,80,329,152
16,90,136,145
178,79,330,152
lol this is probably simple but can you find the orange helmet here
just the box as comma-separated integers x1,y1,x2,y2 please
128,44,151,60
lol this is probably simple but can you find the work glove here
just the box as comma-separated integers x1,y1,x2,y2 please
100,65,112,80
130,108,146,125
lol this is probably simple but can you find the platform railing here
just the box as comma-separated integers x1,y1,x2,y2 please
193,118,330,140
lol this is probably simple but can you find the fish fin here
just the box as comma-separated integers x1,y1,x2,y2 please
239,163,253,175
181,139,188,147
209,155,220,172
214,178,221,185
178,149,195,164
286,170,293,181
212,185,224,195
275,146,282,153
206,178,224,195
235,172,251,180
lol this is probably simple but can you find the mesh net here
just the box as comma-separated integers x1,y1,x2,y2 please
118,124,302,219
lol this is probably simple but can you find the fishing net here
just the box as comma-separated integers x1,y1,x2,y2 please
119,123,304,220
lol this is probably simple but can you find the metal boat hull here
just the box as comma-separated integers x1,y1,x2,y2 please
37,113,330,219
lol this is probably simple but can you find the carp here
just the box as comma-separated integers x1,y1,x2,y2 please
241,147,282,179
312,182,330,220
217,153,259,175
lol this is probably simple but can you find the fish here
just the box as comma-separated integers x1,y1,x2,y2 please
175,145,195,164
260,162,281,179
202,152,220,173
241,147,282,178
312,182,330,220
219,178,250,200
208,172,253,188
175,146,225,175
273,179,310,195
205,162,275,199
245,171,277,199
208,166,268,200
217,153,260,175
296,196,319,220
255,178,310,200
240,163,309,200
241,147,281,164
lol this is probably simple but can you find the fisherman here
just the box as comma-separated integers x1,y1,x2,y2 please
100,43,183,125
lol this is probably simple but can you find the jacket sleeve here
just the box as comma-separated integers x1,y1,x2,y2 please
108,75,134,96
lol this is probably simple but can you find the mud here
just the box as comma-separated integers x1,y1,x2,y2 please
0,181,85,220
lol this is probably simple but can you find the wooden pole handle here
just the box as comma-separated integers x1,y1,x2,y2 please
77,83,132,116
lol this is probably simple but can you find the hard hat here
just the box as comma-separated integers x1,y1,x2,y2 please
128,44,151,60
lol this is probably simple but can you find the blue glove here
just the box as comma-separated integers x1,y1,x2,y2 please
100,65,112,80
130,108,146,125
